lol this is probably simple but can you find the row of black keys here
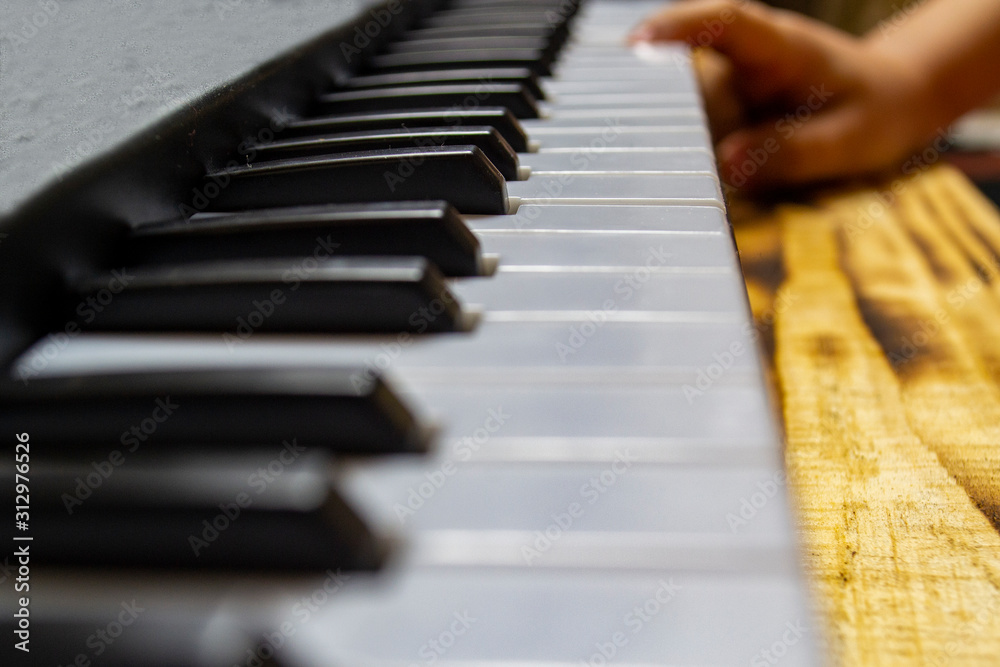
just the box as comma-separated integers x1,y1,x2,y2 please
208,0,579,212
66,0,589,335
1,0,584,572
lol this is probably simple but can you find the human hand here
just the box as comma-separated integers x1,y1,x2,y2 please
629,0,937,190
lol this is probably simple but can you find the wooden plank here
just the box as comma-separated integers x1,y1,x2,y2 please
732,165,1000,664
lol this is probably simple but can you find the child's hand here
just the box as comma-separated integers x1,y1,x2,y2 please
629,0,935,190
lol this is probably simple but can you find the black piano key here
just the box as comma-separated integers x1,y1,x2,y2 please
206,146,509,214
317,83,540,119
128,201,485,277
342,67,546,101
71,257,470,334
281,107,528,152
2,451,385,570
0,368,429,455
368,48,553,76
250,127,520,181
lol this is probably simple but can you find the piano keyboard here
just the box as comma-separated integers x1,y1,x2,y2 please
0,0,819,664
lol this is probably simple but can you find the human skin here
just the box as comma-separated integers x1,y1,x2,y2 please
628,0,1000,190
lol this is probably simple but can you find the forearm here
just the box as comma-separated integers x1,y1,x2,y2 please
865,0,1000,133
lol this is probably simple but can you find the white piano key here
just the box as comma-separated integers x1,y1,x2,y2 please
31,319,764,376
507,173,723,206
577,4,674,23
475,230,734,267
570,29,642,46
551,66,691,81
519,148,717,173
533,109,704,124
450,270,745,312
558,55,685,68
544,78,698,96
284,569,818,667
384,382,780,456
375,321,763,372
341,461,794,539
544,92,699,107
530,128,712,150
562,45,676,57
553,60,688,73
556,59,692,75
466,204,728,232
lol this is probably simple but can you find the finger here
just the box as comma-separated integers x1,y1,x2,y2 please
628,0,790,72
716,105,867,190
692,48,746,138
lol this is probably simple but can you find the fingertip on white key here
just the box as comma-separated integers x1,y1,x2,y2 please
631,42,693,68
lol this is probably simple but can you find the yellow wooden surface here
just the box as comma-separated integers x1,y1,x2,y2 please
730,165,1000,665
